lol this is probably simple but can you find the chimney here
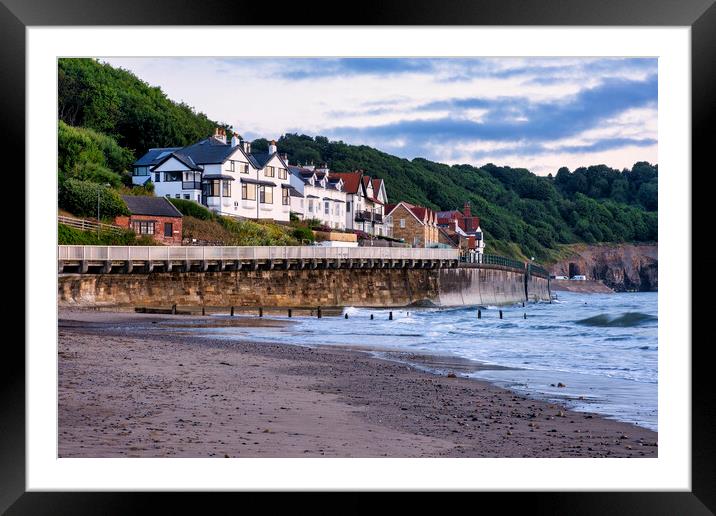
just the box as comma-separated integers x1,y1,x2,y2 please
463,201,471,217
280,152,289,164
242,140,251,154
231,133,239,148
214,127,227,144
268,140,278,155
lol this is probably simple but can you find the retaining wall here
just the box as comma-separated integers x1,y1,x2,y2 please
58,266,550,308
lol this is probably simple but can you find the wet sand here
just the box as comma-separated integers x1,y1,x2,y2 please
58,309,658,458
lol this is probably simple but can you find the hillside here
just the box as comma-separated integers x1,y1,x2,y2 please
57,58,657,261
251,135,657,260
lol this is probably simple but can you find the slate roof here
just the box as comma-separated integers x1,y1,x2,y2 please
133,147,182,167
133,136,254,169
150,151,202,171
121,195,183,218
250,152,274,169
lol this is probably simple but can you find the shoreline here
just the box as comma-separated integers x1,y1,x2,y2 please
58,309,658,458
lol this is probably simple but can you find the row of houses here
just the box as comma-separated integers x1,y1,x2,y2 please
128,128,484,251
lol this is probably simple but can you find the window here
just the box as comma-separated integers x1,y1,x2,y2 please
278,168,287,179
265,166,275,178
154,172,161,182
132,220,155,235
347,201,352,212
183,194,190,200
203,180,220,197
282,188,290,205
241,182,256,200
165,171,182,182
324,201,329,214
133,166,149,176
400,219,406,228
308,200,313,212
229,160,235,172
165,194,170,198
222,180,231,197
259,186,273,204
243,164,249,174
164,222,173,237
175,194,180,199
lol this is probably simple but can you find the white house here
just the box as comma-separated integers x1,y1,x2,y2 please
328,171,389,236
289,164,348,229
132,129,292,222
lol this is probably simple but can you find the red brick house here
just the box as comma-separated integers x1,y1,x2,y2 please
436,201,485,253
116,195,183,245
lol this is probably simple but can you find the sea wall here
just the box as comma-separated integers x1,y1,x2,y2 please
58,266,550,308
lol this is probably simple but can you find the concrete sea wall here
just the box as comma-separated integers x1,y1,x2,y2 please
58,266,550,308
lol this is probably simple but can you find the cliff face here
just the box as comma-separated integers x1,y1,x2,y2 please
550,244,657,292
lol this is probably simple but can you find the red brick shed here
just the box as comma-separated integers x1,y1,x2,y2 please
116,196,183,245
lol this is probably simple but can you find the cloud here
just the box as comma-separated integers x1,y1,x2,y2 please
101,56,658,174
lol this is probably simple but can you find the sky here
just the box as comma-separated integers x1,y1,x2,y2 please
103,57,657,176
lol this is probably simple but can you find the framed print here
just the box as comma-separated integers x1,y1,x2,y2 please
4,0,714,511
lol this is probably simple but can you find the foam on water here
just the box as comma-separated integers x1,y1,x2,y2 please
190,291,658,431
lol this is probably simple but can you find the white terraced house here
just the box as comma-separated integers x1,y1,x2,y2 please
289,164,347,229
328,171,390,237
132,129,293,222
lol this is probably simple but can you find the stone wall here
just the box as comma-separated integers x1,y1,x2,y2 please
58,266,551,308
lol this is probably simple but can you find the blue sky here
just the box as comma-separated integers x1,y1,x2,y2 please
104,57,657,175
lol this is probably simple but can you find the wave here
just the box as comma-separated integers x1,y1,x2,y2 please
576,312,657,328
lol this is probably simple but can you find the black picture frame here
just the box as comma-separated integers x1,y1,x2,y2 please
3,0,713,512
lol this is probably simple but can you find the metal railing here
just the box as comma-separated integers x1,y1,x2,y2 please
58,216,123,234
529,263,550,278
58,245,460,262
460,252,527,270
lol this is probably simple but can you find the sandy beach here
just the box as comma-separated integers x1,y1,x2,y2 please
58,309,658,458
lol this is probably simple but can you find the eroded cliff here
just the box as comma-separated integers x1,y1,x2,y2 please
550,244,657,292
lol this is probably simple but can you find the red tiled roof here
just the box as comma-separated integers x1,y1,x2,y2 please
329,171,362,194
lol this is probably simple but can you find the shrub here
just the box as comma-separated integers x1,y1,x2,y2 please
58,179,129,219
169,198,215,220
58,120,134,186
58,223,155,245
291,225,315,243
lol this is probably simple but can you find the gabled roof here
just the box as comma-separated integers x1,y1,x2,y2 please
177,137,243,165
150,151,202,171
328,171,363,194
386,201,435,225
250,152,274,169
121,195,183,218
133,147,182,167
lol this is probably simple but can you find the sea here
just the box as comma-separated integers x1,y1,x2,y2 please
194,291,658,431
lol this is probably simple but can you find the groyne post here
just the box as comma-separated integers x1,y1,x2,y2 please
345,313,349,319
370,314,374,320
499,310,503,319
288,308,292,318
317,306,322,319
389,311,393,320
478,309,481,319
259,307,263,317
172,304,177,315
230,306,234,317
